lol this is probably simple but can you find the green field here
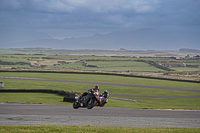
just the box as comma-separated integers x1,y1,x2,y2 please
1,53,199,75
0,72,199,109
86,61,149,67
81,61,165,72
173,67,200,71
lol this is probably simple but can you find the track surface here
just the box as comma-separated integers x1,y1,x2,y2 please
0,103,200,128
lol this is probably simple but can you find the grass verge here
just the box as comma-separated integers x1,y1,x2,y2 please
0,125,199,133
0,93,200,109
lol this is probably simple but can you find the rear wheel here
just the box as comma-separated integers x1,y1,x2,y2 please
87,98,96,109
73,102,79,109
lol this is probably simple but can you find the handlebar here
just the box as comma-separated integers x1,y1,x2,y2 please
88,89,94,93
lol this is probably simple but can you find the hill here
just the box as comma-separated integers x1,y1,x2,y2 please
0,28,199,50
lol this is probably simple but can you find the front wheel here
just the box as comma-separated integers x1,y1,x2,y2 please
87,98,96,109
73,102,79,109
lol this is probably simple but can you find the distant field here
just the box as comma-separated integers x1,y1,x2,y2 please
0,65,32,68
0,54,199,71
0,57,28,63
47,62,85,69
82,61,165,72
0,51,199,81
82,66,164,72
173,67,200,71
86,61,149,67
0,54,168,72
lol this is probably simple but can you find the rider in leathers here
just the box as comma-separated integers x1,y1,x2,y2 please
91,85,106,107
80,85,106,107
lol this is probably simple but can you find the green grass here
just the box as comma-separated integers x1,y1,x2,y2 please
46,60,165,72
0,56,29,63
186,63,200,65
137,57,169,62
48,55,80,60
1,93,199,109
0,54,51,59
82,66,165,72
0,72,200,109
2,78,198,96
172,67,200,71
1,72,199,89
0,125,199,133
0,93,72,106
108,97,200,109
0,65,32,68
86,61,149,67
81,60,165,72
47,62,85,69
79,56,136,61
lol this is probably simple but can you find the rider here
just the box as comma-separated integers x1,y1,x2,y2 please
89,85,100,100
80,85,107,106
93,85,100,94
93,85,106,107
80,85,100,100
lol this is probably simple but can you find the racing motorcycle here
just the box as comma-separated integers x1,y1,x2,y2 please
73,89,109,109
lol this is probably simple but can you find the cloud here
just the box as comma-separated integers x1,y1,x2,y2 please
0,0,200,32
0,0,159,15
0,0,23,10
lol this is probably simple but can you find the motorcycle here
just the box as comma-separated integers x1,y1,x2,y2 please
73,90,109,109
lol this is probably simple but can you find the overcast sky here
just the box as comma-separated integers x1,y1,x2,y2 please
0,0,200,39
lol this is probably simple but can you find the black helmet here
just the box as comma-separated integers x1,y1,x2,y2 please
95,85,100,90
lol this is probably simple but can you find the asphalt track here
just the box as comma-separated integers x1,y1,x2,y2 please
0,76,200,127
0,103,200,128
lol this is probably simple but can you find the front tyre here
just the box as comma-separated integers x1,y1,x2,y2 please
87,98,96,109
73,102,79,109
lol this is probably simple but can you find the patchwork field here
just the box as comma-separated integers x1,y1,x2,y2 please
0,52,200,81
